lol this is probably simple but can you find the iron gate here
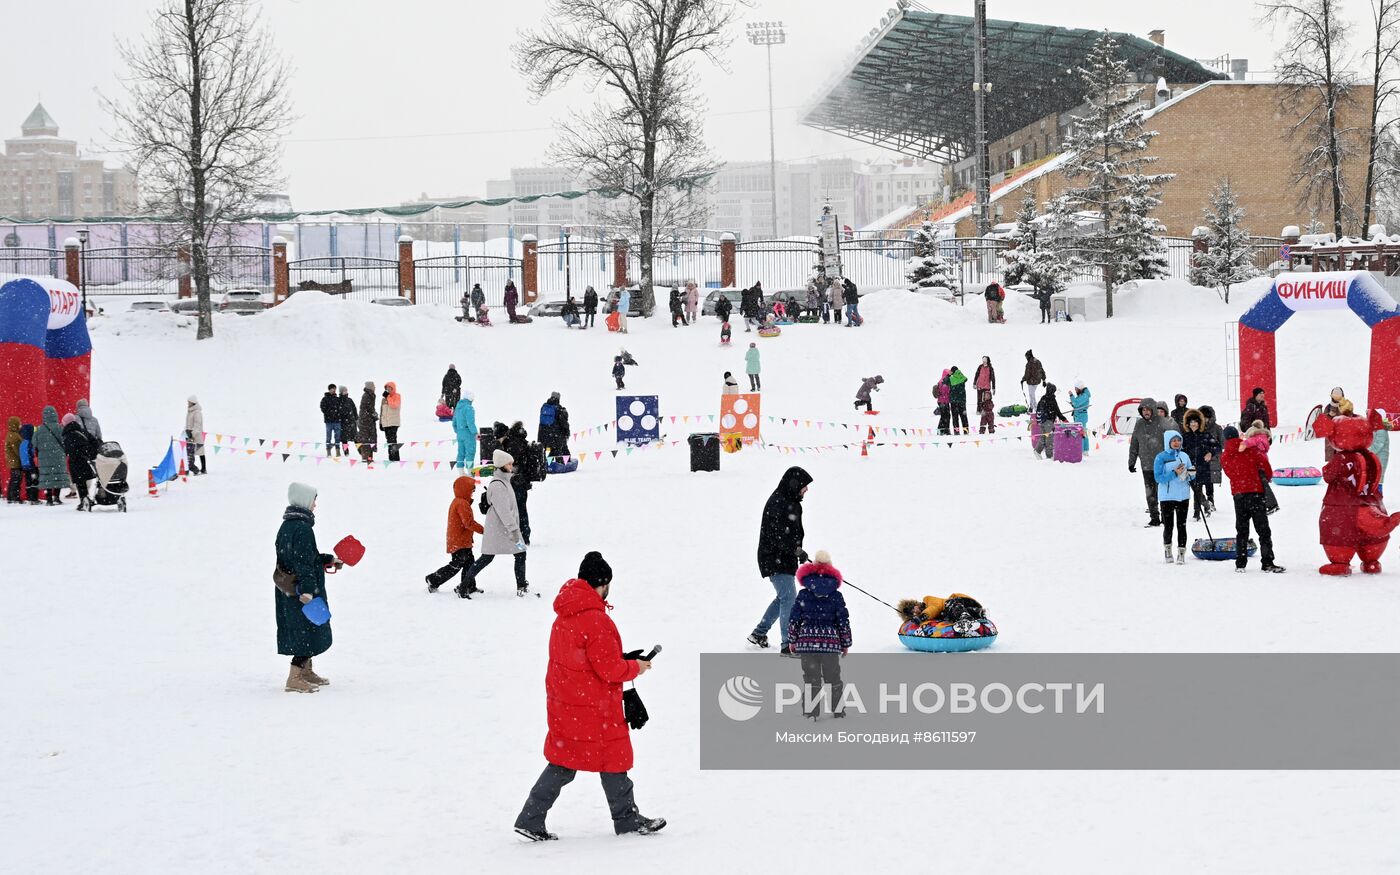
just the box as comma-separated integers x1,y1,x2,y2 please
415,255,521,308
734,240,820,291
206,245,274,292
0,247,62,279
538,241,612,299
287,256,400,302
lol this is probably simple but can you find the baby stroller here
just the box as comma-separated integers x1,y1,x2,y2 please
89,441,130,512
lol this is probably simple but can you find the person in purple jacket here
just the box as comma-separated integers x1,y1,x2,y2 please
787,550,852,719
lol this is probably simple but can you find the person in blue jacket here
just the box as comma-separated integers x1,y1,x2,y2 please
1070,381,1092,453
453,391,478,470
1153,429,1195,565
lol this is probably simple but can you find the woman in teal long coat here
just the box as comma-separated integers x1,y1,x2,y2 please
275,482,339,693
1070,382,1092,452
33,405,71,504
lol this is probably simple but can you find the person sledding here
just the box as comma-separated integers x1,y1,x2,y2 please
854,375,883,414
896,594,997,640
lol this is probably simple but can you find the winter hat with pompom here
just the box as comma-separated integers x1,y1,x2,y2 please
492,449,513,468
287,482,317,510
814,549,832,565
578,551,613,588
61,413,76,426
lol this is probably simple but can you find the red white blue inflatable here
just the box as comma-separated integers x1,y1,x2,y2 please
1238,272,1400,426
0,275,91,429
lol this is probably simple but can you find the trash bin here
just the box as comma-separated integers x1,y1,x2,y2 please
478,430,499,464
689,432,720,472
1053,423,1084,464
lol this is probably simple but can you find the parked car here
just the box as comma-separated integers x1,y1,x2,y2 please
701,288,783,317
218,288,268,315
371,297,414,307
130,300,169,313
169,299,201,315
528,299,570,319
605,285,654,317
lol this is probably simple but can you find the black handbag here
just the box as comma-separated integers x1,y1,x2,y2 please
622,686,649,730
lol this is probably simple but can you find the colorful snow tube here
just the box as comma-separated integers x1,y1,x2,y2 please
546,458,578,475
897,618,998,652
1273,466,1322,486
1192,537,1257,561
758,326,781,338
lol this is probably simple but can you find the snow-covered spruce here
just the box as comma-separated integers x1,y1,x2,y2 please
1190,178,1261,303
905,221,960,295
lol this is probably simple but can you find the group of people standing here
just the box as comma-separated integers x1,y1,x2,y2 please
668,282,701,327
317,381,404,463
4,399,105,508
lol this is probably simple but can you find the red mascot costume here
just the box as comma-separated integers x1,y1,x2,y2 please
1312,410,1400,575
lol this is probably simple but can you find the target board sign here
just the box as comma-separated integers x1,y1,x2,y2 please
720,393,762,443
616,396,660,445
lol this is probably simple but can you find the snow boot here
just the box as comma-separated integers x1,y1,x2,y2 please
517,581,530,597
1261,563,1287,574
833,710,847,719
285,666,318,693
779,645,799,658
747,632,769,649
453,581,476,599
1235,567,1249,574
514,828,558,842
634,817,667,836
303,660,330,686
426,574,441,594
1176,547,1186,565
1163,545,1173,563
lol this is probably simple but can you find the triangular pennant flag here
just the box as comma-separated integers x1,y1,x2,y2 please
215,433,223,443
433,461,442,470
316,457,323,465
245,449,255,456
349,459,358,467
271,440,279,449
282,453,290,462
213,445,222,454
298,455,306,462
265,452,273,460
242,437,250,447
595,451,603,460
626,447,634,456
399,461,407,468
610,450,619,458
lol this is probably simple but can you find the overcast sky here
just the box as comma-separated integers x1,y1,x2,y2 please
4,0,1382,211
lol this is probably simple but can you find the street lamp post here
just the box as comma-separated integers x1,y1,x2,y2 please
77,228,89,314
746,20,785,239
563,226,572,299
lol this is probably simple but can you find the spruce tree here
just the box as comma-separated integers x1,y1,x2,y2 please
1003,194,1069,293
1114,173,1171,283
906,221,961,295
1058,32,1174,316
1191,178,1261,303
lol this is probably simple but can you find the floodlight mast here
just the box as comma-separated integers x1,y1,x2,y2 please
972,0,991,237
747,21,786,238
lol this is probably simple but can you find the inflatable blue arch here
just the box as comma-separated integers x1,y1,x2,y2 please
1238,271,1400,425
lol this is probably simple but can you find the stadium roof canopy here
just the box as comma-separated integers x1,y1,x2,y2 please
801,5,1224,163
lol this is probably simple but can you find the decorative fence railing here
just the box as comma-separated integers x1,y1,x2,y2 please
287,256,401,303
538,241,614,299
415,255,522,308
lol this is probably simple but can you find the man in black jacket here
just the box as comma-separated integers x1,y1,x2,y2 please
715,293,732,324
748,466,813,656
335,386,356,458
842,277,861,326
503,422,537,545
582,286,598,328
320,384,341,457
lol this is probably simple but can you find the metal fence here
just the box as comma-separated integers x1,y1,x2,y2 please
0,247,62,278
415,255,521,308
82,246,182,295
538,241,613,299
206,245,274,292
287,256,401,303
734,240,820,291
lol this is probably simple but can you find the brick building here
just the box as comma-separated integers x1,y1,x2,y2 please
1,104,137,219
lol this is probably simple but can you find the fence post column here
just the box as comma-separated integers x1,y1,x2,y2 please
1281,225,1300,270
613,237,629,288
521,234,539,303
63,238,81,288
178,247,192,299
272,236,289,304
1189,225,1209,285
398,235,416,303
720,232,736,288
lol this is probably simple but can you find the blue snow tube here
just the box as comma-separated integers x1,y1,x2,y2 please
898,633,997,653
1273,466,1322,486
547,458,579,475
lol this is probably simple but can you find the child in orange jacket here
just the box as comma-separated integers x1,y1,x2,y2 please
426,476,486,596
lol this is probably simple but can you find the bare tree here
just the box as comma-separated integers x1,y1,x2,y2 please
107,0,293,339
1362,0,1400,232
516,0,741,298
1262,0,1359,238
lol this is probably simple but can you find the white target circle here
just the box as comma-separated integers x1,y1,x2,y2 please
618,415,634,431
641,415,657,431
721,413,737,429
743,413,758,429
630,400,646,416
733,398,749,414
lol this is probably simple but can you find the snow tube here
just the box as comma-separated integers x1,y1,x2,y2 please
899,634,997,653
997,404,1028,418
773,319,796,326
897,617,998,652
1192,537,1257,561
547,458,578,475
1110,398,1142,435
758,326,781,338
1274,466,1322,486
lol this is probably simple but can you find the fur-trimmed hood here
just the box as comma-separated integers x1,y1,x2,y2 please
796,560,842,595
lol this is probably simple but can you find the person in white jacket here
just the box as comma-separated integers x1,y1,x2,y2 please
185,395,206,475
456,450,529,597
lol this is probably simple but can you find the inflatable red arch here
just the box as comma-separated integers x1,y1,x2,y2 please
1238,271,1400,427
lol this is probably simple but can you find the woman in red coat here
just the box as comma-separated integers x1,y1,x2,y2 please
514,552,665,841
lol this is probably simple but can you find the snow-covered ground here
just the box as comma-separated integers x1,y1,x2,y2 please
4,279,1397,873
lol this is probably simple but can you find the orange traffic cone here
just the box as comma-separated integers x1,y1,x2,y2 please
148,469,159,497
178,457,187,483
860,440,869,458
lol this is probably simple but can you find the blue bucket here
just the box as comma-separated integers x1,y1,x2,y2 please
302,597,331,626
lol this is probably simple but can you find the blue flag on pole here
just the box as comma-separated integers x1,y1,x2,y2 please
152,439,178,484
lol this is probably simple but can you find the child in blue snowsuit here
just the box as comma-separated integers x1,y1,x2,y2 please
1153,430,1195,564
453,393,477,469
787,550,853,719
1070,382,1092,452
613,356,626,390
